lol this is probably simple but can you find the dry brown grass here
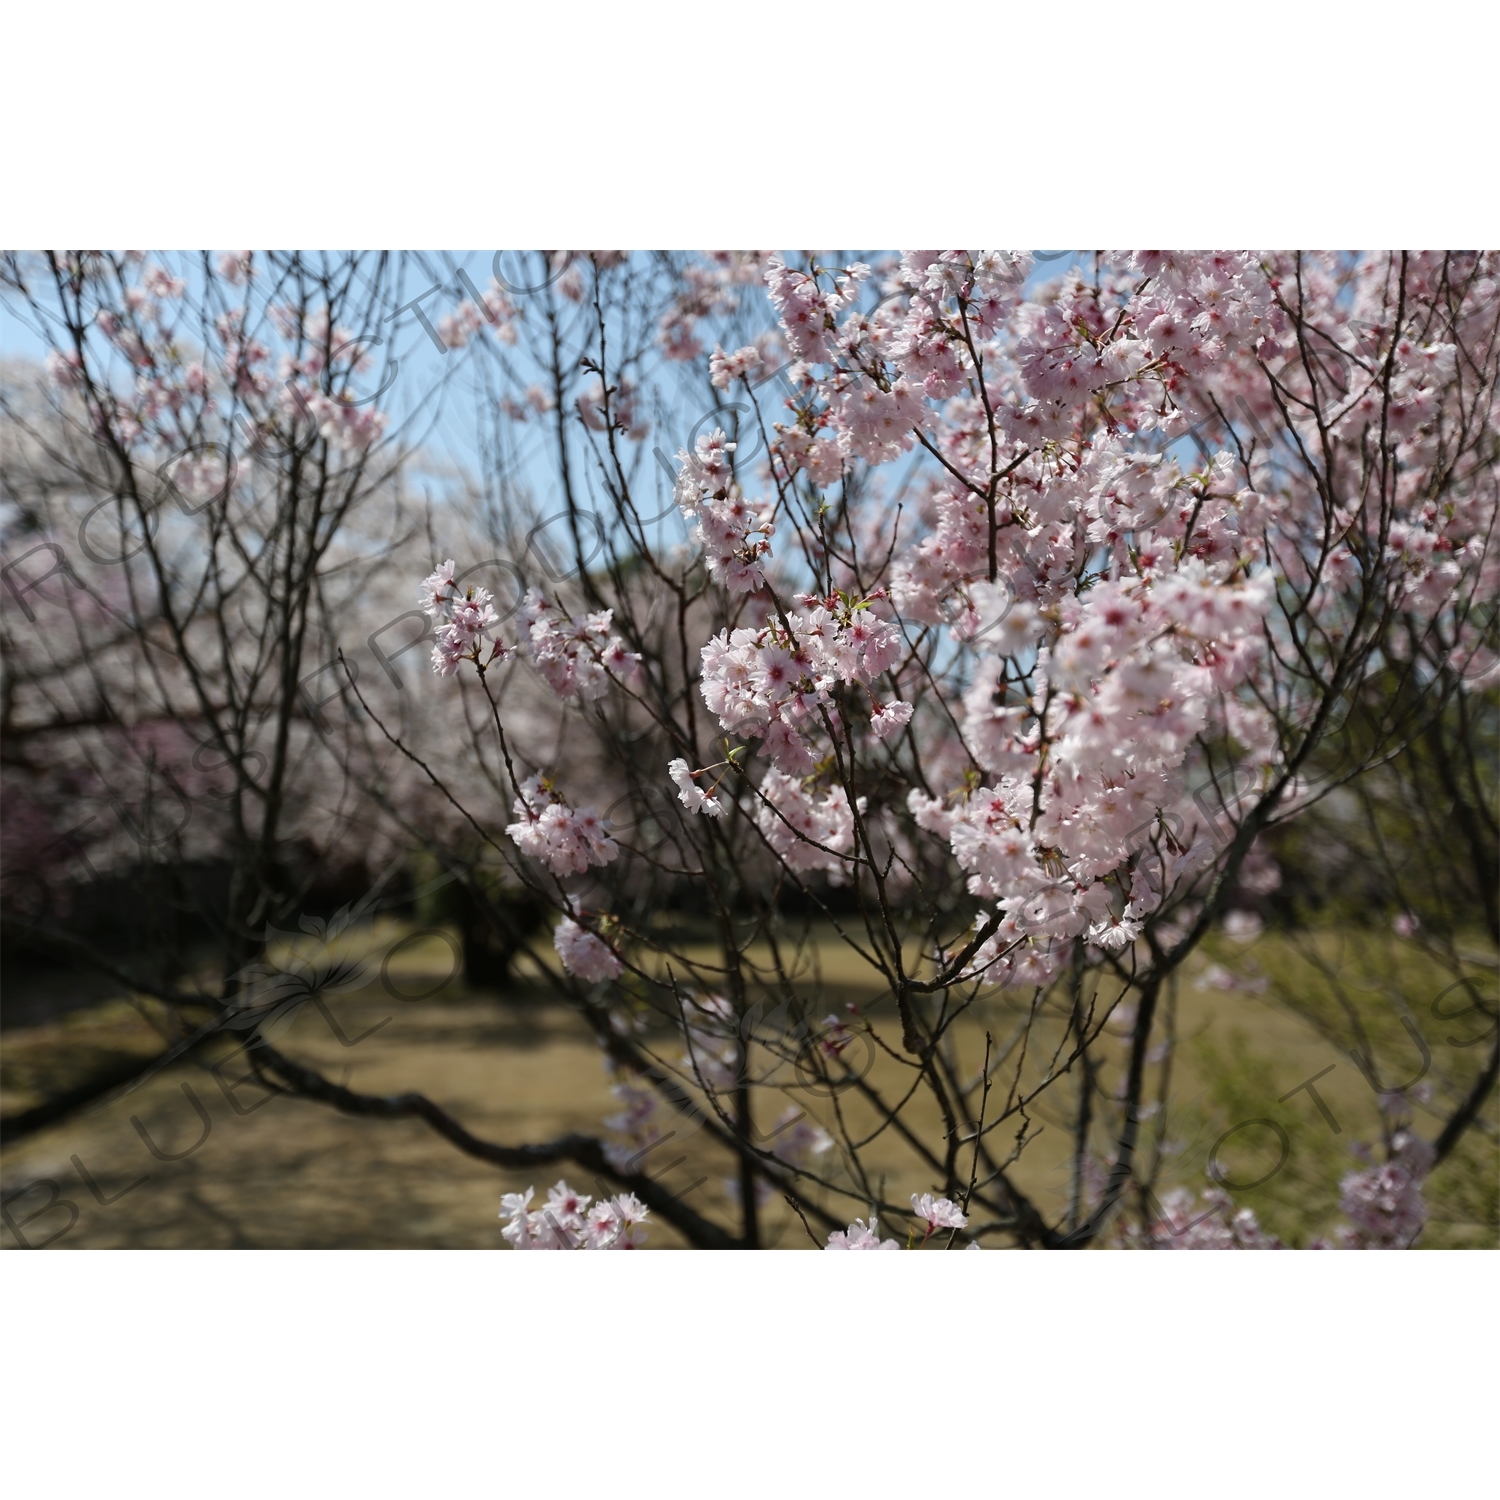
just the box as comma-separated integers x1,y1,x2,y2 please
2,921,1494,1248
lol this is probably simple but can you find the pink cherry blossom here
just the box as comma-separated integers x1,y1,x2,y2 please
553,917,622,983
668,758,725,818
825,1214,901,1250
500,1179,649,1249
911,1193,968,1236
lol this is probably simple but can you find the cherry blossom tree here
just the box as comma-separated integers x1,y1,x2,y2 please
300,250,1498,1248
0,252,460,1008
6,250,1496,1249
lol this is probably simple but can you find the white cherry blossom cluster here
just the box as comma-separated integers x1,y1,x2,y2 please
673,428,777,593
505,775,618,877
1334,1131,1434,1248
907,561,1274,989
420,570,645,696
1134,1128,1434,1249
868,698,913,742
755,255,1290,988
434,277,518,349
765,255,871,367
668,757,726,819
822,1195,974,1250
501,1180,650,1249
824,1214,900,1250
911,1193,969,1237
516,588,642,701
279,387,388,453
697,592,906,774
755,769,861,881
552,917,622,983
1145,1188,1284,1249
420,559,509,677
657,253,773,362
708,343,762,390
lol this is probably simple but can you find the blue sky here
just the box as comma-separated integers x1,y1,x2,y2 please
1,250,1090,495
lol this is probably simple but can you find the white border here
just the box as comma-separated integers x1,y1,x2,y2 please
2,1250,1495,1494
2,2,1497,245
